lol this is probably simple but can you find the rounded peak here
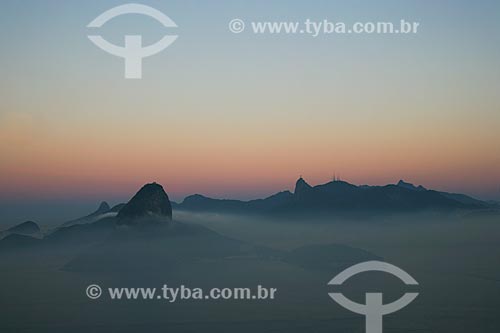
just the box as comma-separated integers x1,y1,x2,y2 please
19,221,39,229
137,182,165,192
294,177,312,195
184,193,207,200
6,220,41,234
117,182,172,222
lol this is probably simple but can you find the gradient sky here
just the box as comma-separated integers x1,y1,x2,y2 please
1,0,500,222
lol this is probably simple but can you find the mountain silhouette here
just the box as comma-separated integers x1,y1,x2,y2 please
117,182,172,225
6,220,40,234
0,180,444,283
180,190,294,214
61,201,112,227
1,183,173,250
397,179,426,191
0,178,494,253
175,178,489,216
0,180,377,275
0,221,41,240
294,177,312,199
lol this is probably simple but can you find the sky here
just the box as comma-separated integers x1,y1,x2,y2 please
1,0,499,223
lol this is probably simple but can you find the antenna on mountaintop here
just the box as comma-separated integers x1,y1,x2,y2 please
333,172,340,182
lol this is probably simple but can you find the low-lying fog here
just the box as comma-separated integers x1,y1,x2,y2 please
0,211,499,333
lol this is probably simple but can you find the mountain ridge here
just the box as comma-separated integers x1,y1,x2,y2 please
174,178,491,216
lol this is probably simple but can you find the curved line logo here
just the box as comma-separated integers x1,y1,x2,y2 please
328,261,419,333
87,3,178,79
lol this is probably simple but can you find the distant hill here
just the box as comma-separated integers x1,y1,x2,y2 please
180,191,294,214
61,201,113,227
0,221,41,240
174,178,490,216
